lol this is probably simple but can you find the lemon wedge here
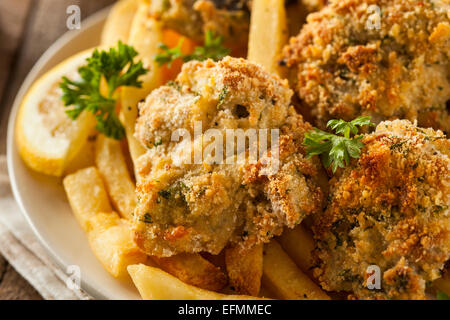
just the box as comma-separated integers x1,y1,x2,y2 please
16,49,96,176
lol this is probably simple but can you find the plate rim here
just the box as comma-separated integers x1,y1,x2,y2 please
6,6,115,300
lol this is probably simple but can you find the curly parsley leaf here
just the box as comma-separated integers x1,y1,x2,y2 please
154,30,230,67
327,116,374,138
60,41,148,139
303,116,375,173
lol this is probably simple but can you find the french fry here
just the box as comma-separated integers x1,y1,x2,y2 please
262,241,329,300
95,135,136,219
128,264,265,300
101,0,140,46
225,244,263,296
277,225,315,275
152,253,228,292
247,0,288,76
88,213,147,278
121,1,164,166
63,167,112,232
63,167,146,278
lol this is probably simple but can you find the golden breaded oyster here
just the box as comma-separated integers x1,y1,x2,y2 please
312,120,450,300
282,0,450,133
133,57,326,257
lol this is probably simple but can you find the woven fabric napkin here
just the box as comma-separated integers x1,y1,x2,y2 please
0,155,91,300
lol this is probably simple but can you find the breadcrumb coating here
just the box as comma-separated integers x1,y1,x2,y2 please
312,120,450,300
282,0,450,133
133,57,326,257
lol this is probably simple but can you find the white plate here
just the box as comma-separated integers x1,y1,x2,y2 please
6,6,140,300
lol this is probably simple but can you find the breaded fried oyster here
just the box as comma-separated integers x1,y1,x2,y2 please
282,0,450,132
133,57,326,257
312,120,450,300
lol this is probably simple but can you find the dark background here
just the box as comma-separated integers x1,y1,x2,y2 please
0,0,116,300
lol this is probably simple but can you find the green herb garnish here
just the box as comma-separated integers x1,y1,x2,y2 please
154,42,184,67
60,41,148,139
154,30,230,67
303,116,375,173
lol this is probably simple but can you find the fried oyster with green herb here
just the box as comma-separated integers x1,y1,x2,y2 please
312,120,450,300
148,0,250,45
282,0,450,133
132,57,326,257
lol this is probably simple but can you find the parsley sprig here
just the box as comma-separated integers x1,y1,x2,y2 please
60,41,148,139
154,42,184,67
303,116,375,173
154,30,230,67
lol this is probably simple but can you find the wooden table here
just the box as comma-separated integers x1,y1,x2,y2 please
0,0,116,300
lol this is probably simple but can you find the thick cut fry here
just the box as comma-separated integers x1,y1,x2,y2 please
95,135,136,219
101,0,140,46
88,213,147,279
63,167,112,232
225,244,263,296
121,2,164,166
128,264,265,300
277,225,315,275
262,241,329,300
64,167,146,278
152,253,227,292
247,0,288,76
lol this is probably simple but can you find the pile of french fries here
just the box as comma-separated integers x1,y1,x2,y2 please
60,0,449,300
